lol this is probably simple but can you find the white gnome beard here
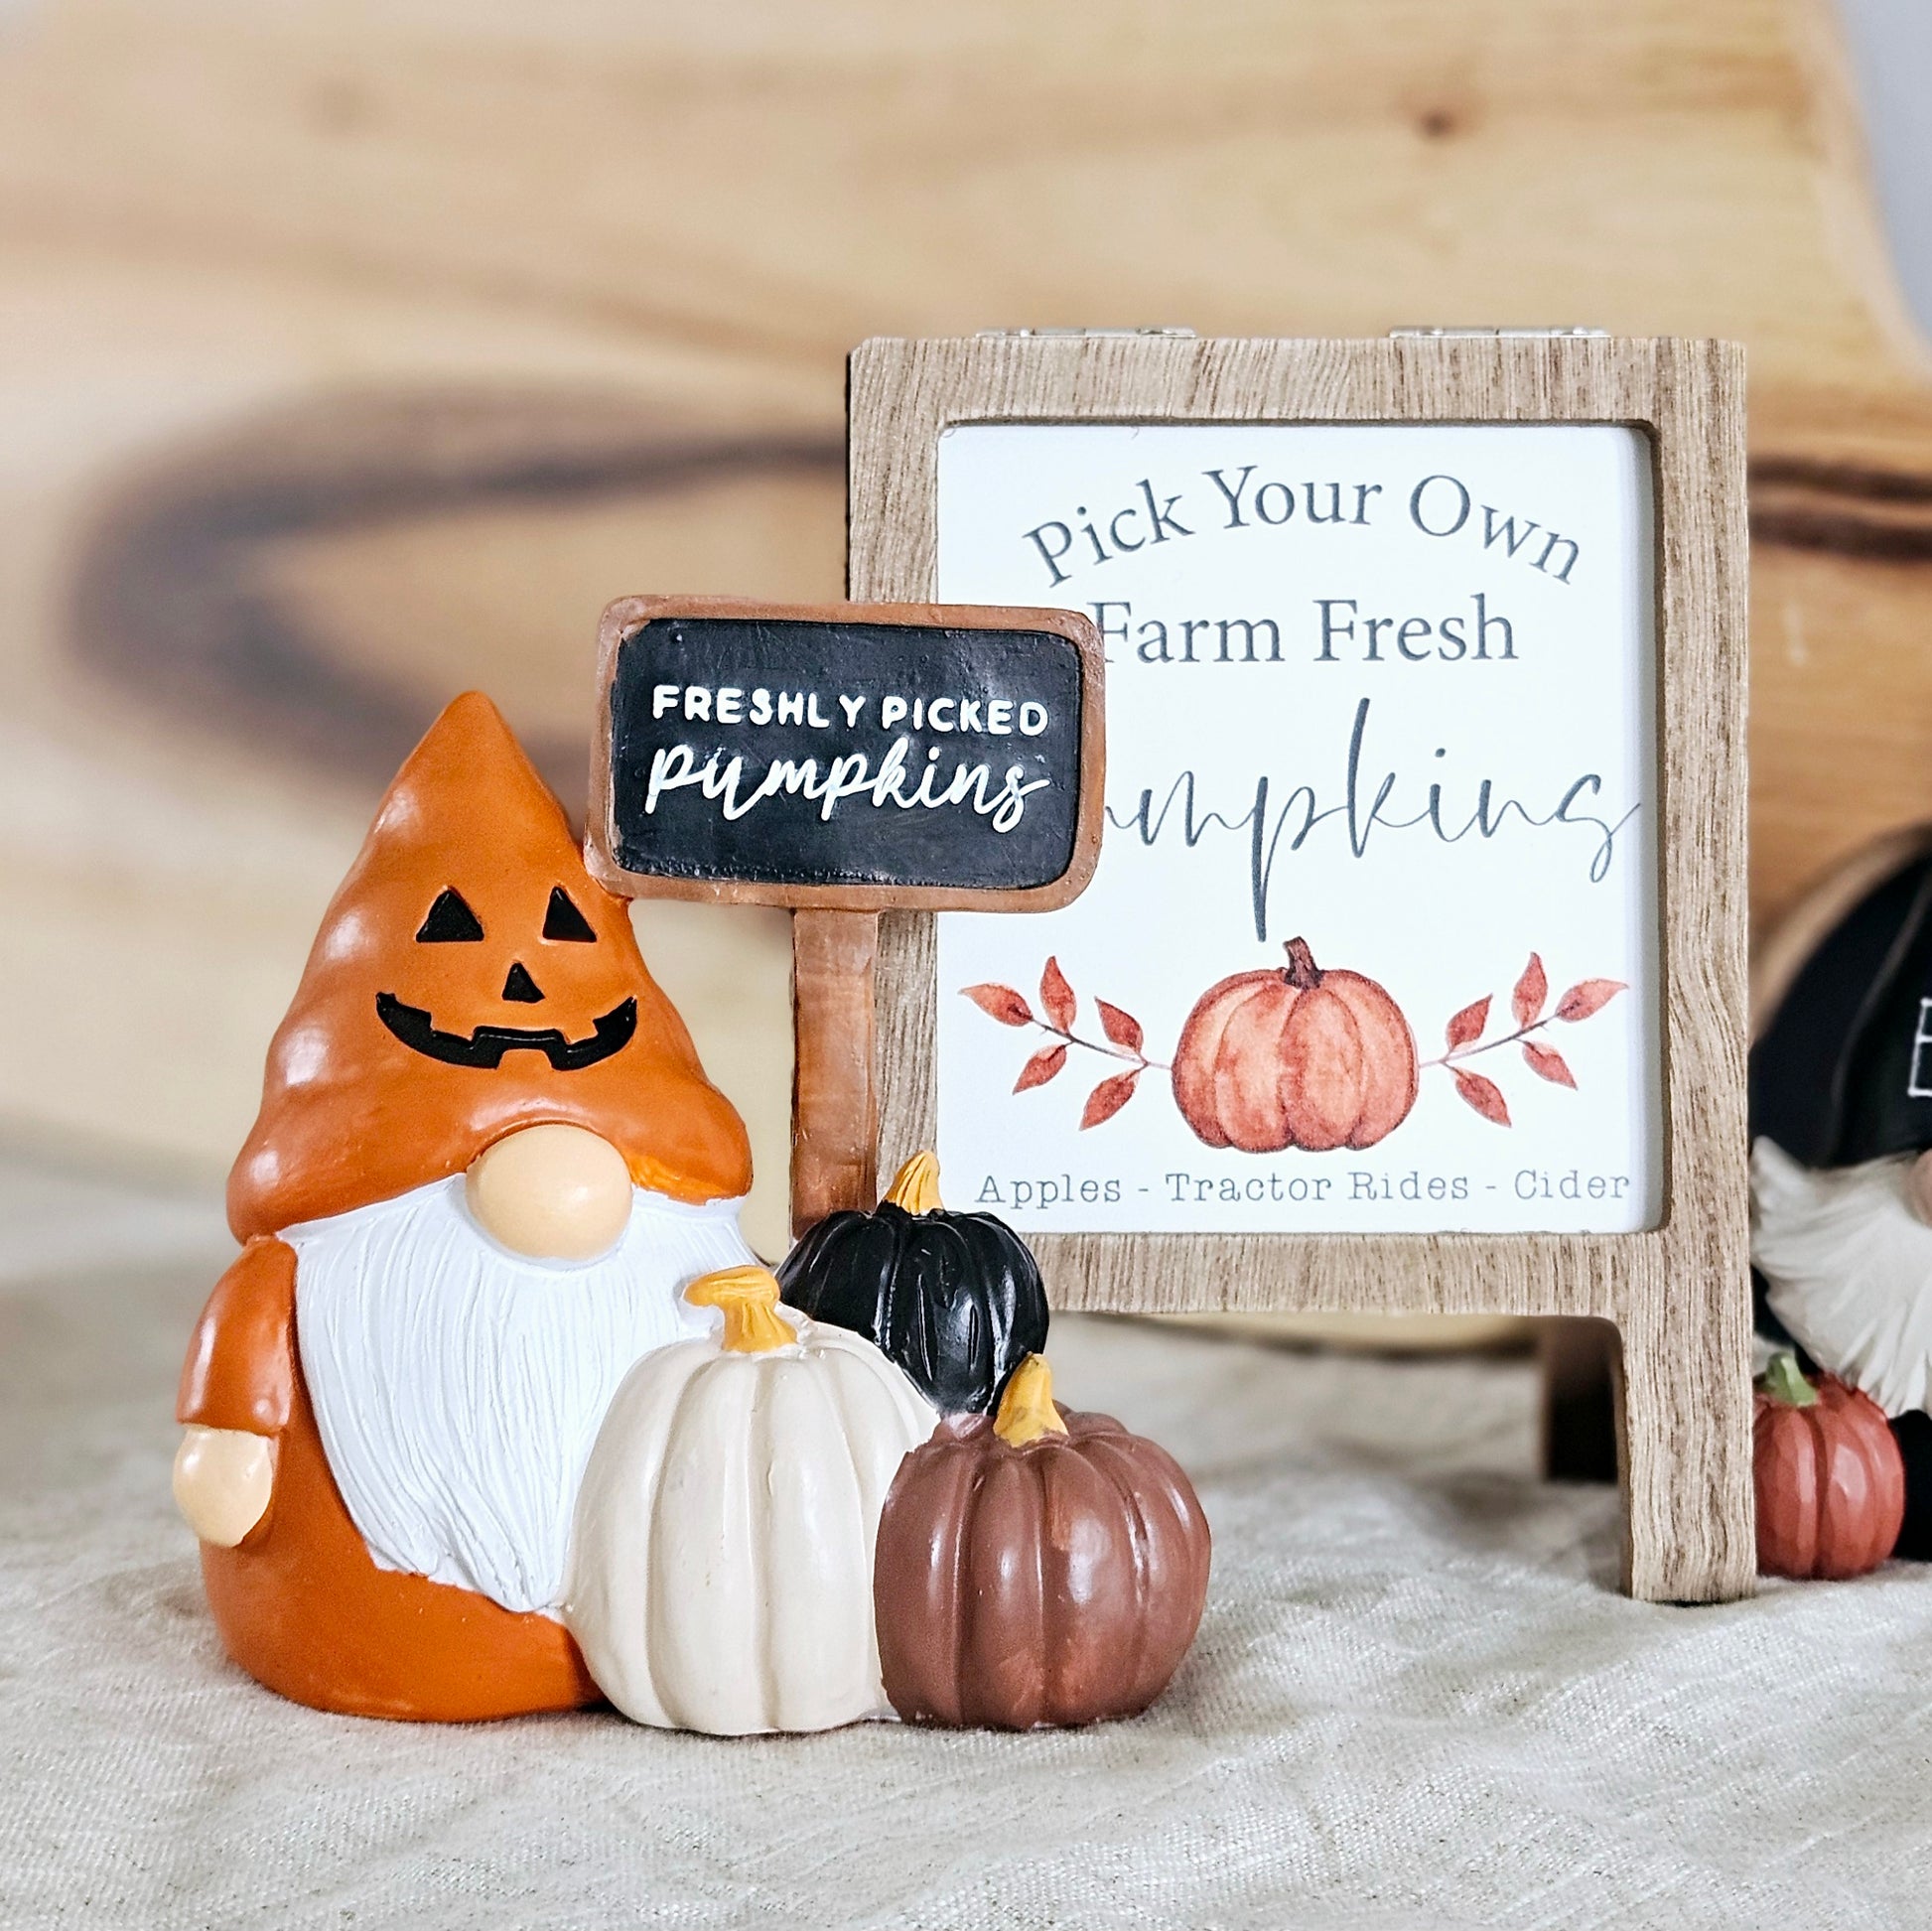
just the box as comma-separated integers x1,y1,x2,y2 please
287,1173,755,1615
1751,1137,1932,1418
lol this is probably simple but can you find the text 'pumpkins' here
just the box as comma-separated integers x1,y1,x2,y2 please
874,1354,1210,1728
565,1266,935,1734
778,1152,1048,1415
1173,937,1417,1154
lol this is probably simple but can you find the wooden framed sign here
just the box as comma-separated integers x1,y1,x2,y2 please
586,594,1105,1230
848,333,1750,1602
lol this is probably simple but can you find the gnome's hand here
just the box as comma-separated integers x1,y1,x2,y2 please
466,1124,633,1261
172,1426,273,1547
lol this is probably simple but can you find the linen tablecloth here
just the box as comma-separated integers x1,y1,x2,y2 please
4,1146,1928,1930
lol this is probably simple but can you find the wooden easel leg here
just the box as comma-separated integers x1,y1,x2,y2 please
1612,1296,1756,1602
789,908,881,1238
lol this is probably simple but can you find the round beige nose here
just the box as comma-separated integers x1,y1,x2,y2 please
466,1123,632,1261
1907,1150,1932,1229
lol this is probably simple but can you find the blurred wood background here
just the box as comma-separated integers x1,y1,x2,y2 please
2,0,1930,1275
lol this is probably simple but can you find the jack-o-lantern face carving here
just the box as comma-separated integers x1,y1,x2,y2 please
226,692,752,1240
374,882,638,1069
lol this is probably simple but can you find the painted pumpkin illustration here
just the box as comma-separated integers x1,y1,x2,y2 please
1171,936,1417,1153
566,1265,936,1734
777,1151,1049,1415
172,693,756,1723
1754,1351,1904,1580
873,1355,1210,1728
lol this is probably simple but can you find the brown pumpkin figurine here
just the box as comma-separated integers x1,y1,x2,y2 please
873,1353,1210,1728
1754,1350,1904,1580
1172,936,1417,1153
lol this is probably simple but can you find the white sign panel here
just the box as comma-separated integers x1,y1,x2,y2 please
934,423,1662,1233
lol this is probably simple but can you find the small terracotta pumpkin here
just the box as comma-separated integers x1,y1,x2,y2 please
873,1354,1210,1728
1754,1350,1904,1580
1172,936,1417,1153
778,1151,1048,1415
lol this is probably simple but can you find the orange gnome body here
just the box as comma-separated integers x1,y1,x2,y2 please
174,694,755,1721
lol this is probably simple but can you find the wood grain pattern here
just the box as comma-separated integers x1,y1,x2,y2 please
0,0,1924,1297
851,333,1753,1602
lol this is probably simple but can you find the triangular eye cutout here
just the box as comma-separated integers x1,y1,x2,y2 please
415,888,484,943
542,886,598,942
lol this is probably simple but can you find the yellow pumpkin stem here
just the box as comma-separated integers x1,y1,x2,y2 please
685,1265,797,1353
993,1354,1069,1446
884,1150,943,1215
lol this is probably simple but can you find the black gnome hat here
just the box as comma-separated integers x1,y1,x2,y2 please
1752,846,1932,1169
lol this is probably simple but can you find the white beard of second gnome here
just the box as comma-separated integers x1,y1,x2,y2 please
287,1173,755,1613
1752,1137,1932,1418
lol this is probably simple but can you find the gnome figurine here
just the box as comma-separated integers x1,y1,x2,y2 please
1751,839,1932,1560
173,694,757,1719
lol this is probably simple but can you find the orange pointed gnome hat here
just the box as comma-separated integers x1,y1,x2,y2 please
228,693,752,1239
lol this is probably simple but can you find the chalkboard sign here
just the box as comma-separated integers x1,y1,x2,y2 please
587,598,1105,910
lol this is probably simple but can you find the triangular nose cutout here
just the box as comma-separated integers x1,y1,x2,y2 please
501,962,544,1004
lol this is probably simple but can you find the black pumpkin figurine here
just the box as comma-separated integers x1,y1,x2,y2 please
777,1152,1048,1415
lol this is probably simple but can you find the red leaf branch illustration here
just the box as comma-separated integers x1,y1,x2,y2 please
959,957,1168,1127
1082,1072,1142,1129
1418,952,1626,1126
1452,1069,1511,1126
1039,955,1075,1032
1014,1044,1066,1091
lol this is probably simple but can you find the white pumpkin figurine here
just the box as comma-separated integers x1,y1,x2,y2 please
565,1263,936,1734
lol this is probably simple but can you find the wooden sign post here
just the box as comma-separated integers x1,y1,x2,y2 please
586,595,1106,1233
847,332,1752,1604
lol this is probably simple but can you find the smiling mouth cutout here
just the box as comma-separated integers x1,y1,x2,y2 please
374,993,638,1070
